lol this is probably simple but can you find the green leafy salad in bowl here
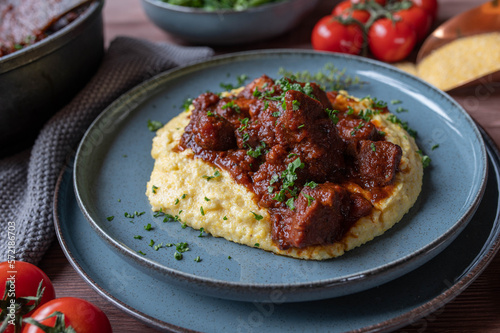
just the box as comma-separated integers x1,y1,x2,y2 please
161,0,284,10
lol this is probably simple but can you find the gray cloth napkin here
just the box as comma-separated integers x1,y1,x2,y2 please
0,37,214,264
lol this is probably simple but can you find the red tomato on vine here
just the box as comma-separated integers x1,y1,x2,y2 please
0,261,56,333
411,0,439,22
368,18,417,62
311,15,364,55
332,0,371,24
394,5,432,41
22,297,112,333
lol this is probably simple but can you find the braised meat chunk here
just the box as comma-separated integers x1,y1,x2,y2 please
337,117,382,155
193,112,236,151
275,183,373,249
356,140,402,187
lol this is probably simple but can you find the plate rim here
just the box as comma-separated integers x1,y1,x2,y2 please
56,128,500,332
73,49,488,294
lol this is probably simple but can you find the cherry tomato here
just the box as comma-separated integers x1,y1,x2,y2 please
411,0,438,22
394,5,432,41
22,297,112,333
312,15,364,55
332,0,371,24
351,0,387,6
368,18,417,62
0,261,56,333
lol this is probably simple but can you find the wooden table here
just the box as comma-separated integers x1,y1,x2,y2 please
39,0,500,331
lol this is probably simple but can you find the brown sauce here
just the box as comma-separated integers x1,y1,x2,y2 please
179,75,402,250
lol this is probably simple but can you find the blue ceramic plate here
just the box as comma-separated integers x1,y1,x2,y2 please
57,130,500,332
74,50,487,302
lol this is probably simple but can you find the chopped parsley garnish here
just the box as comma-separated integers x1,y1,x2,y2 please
237,74,248,86
223,216,228,220
137,251,146,256
124,212,134,218
326,108,339,124
254,243,260,247
395,107,408,113
106,216,114,221
220,82,235,90
239,117,249,130
303,193,315,206
182,222,187,229
174,198,180,205
202,170,221,181
148,239,155,247
206,110,216,117
358,109,377,121
276,77,316,100
152,185,159,194
182,97,193,111
147,120,163,132
144,223,153,231
200,206,205,216
417,150,432,168
271,158,305,206
370,142,377,152
204,197,210,201
273,190,286,202
153,209,165,218
387,114,417,138
272,111,281,117
222,100,241,113
422,155,431,168
305,181,318,188
181,194,187,199
286,198,295,210
350,122,365,136
133,235,143,240
371,97,387,109
391,99,402,105
154,243,163,251
431,144,440,150
174,252,183,260
292,99,300,111
198,228,205,237
228,256,232,259
346,106,355,115
251,212,263,220
194,256,202,262
175,242,190,253
247,142,266,158
298,124,305,129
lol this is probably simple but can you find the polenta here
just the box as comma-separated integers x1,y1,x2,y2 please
146,76,423,260
396,33,500,91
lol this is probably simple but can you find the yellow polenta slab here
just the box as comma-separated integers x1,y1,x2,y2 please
146,91,423,260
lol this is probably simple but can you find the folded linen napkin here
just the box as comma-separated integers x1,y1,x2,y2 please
0,37,214,264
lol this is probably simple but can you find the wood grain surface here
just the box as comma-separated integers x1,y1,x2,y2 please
38,0,500,332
